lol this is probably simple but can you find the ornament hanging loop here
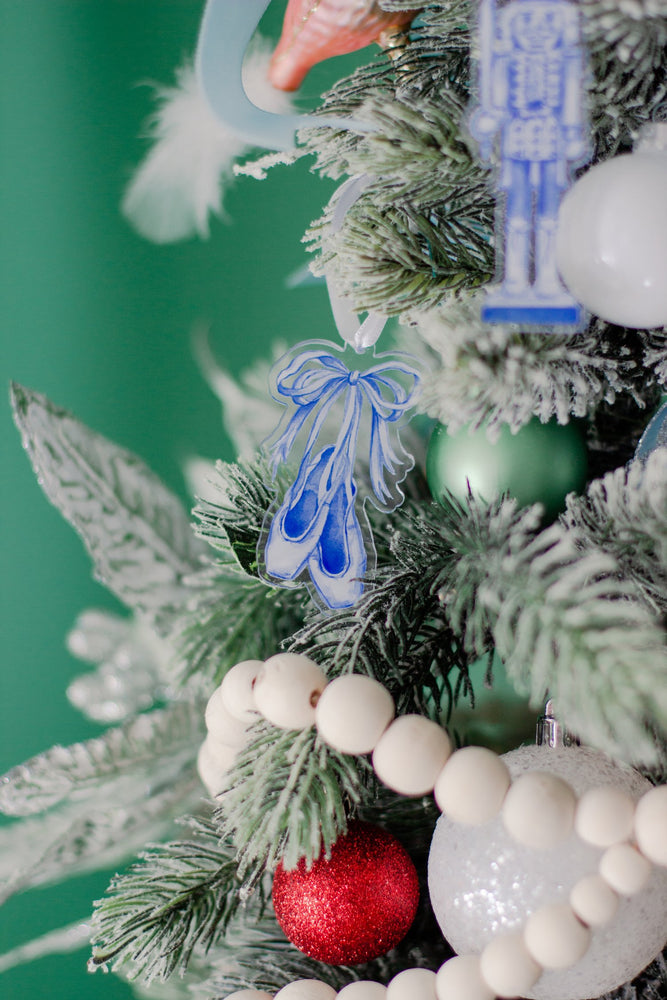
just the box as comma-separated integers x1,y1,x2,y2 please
536,699,579,749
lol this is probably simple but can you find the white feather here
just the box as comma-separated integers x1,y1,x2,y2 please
122,39,293,244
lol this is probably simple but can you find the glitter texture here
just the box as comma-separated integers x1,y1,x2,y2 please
428,746,667,1000
272,820,420,965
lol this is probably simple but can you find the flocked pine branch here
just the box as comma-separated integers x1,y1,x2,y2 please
291,551,472,718
284,491,667,763
178,460,308,688
410,494,667,762
296,0,667,318
215,721,371,883
581,0,667,157
564,449,667,617
403,296,658,437
10,383,207,635
90,817,242,983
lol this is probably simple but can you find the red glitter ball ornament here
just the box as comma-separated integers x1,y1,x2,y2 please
272,820,420,965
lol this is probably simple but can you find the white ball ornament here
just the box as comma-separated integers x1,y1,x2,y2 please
274,982,336,1000
524,902,591,970
480,932,542,998
254,654,327,730
634,784,667,867
315,675,394,754
434,746,510,824
386,968,437,1000
336,983,386,999
219,659,264,723
435,956,494,1000
556,133,667,329
428,745,667,1000
372,716,452,796
575,785,635,848
569,874,619,928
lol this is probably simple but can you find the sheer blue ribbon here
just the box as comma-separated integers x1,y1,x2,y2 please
263,348,419,610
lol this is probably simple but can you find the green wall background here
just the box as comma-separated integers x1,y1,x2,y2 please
0,3,362,996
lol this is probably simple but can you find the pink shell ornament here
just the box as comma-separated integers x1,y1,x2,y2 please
268,0,418,91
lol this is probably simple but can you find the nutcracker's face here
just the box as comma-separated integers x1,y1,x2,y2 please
510,3,564,53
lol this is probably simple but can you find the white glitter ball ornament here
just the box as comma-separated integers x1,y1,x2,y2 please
427,746,667,1000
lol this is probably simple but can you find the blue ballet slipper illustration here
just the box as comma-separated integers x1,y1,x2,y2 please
262,344,419,610
470,0,592,327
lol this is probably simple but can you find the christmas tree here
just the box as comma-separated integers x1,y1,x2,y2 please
2,3,667,1000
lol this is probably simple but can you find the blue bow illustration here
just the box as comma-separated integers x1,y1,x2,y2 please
263,347,419,610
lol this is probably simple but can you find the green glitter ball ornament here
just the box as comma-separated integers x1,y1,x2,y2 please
426,418,587,520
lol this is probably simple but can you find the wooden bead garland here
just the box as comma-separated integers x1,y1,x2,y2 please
634,784,667,866
225,992,273,1000
275,981,337,1000
373,715,452,797
211,656,667,1000
434,955,494,1000
315,675,395,754
337,984,386,999
254,653,328,730
569,873,619,927
386,968,437,1000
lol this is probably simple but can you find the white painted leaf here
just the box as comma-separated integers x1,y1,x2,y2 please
0,702,203,816
11,383,206,630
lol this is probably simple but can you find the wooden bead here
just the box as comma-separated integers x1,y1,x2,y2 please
575,786,635,848
386,968,437,1000
219,659,264,723
435,956,494,1000
569,873,619,927
275,982,336,1000
502,770,576,848
315,675,394,754
524,902,591,969
196,738,235,797
254,654,327,730
599,843,652,896
202,733,240,771
225,991,273,1000
337,983,386,999
373,716,452,796
480,932,542,998
205,687,250,747
434,747,511,824
634,784,667,866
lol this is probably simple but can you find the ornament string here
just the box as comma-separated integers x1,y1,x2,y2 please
325,174,387,351
263,350,419,609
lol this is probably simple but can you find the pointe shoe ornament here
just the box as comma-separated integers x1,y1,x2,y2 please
268,0,419,91
262,344,419,610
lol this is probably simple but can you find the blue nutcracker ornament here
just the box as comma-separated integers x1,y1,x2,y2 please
470,0,591,327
